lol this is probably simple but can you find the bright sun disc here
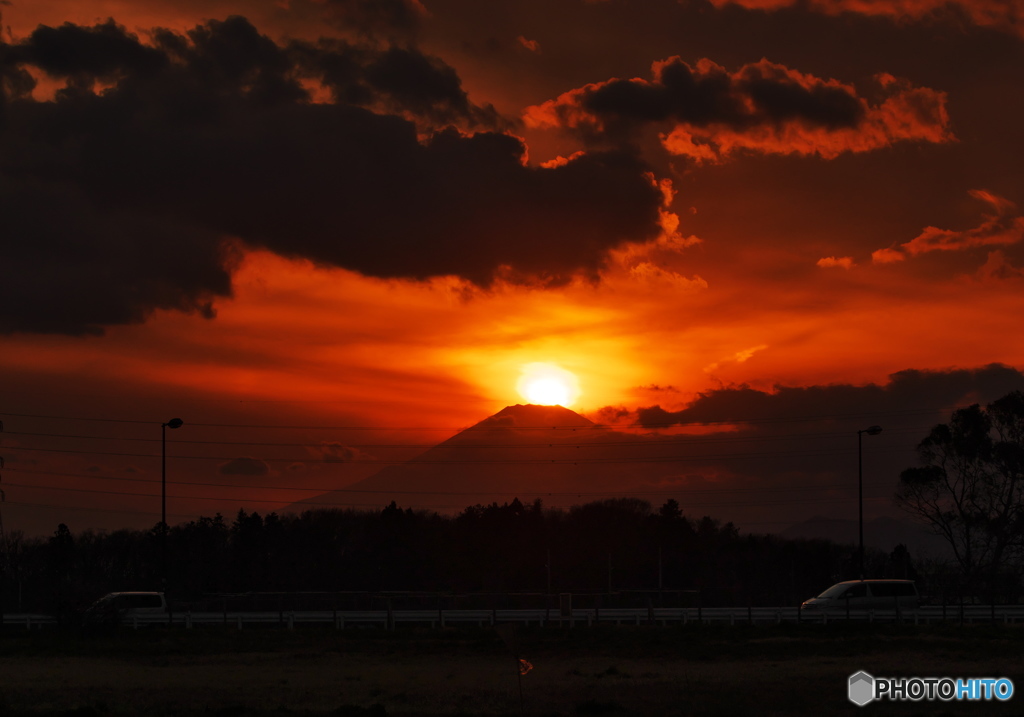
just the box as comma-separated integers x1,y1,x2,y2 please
516,363,580,407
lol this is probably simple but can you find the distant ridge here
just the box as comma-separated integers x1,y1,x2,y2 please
287,403,654,513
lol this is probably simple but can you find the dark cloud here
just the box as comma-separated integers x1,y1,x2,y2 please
315,442,370,463
589,57,864,131
0,17,666,335
291,39,504,127
219,456,270,476
320,0,428,39
529,55,866,133
14,19,168,79
612,365,1024,531
708,0,1024,39
526,57,951,161
0,179,234,335
638,364,1024,428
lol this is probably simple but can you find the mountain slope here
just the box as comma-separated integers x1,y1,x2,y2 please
289,404,659,512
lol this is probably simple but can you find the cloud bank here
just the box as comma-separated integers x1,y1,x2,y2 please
0,17,671,335
709,0,1024,37
637,364,1024,429
525,58,952,162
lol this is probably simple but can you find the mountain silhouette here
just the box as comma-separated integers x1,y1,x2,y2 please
289,404,658,513
286,405,926,538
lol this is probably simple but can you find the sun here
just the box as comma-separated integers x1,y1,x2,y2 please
516,363,581,407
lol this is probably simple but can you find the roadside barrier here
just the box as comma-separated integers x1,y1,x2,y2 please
6,605,1024,630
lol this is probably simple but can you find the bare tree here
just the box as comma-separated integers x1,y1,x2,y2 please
895,391,1024,598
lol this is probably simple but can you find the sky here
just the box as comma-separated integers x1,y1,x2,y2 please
2,0,1024,539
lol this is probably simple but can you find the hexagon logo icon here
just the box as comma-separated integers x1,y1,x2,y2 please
849,671,874,706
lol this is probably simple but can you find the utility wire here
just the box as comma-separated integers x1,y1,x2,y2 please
2,443,915,465
3,467,896,497
5,483,895,510
0,405,954,431
0,424,929,449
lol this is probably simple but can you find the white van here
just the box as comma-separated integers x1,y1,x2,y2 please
85,591,168,625
801,580,919,613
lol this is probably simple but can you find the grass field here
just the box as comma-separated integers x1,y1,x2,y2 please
1,624,1022,716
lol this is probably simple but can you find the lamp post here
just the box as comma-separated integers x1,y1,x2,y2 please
161,418,183,591
858,425,882,579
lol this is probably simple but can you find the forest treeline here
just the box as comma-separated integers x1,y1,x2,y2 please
0,498,936,614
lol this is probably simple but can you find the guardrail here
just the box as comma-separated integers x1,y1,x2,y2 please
6,605,1024,630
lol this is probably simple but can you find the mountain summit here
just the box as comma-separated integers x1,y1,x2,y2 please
470,404,594,430
289,404,646,513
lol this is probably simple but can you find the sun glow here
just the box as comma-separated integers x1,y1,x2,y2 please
516,363,581,407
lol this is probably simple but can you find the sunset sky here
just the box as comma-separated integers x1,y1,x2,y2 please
2,0,1024,539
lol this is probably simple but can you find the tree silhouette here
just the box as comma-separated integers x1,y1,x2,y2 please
895,390,1024,599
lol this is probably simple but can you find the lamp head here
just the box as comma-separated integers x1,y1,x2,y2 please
864,425,882,436
164,418,184,429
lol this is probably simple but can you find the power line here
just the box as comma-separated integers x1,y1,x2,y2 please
0,424,929,449
4,481,895,511
2,442,915,465
4,467,897,497
0,405,955,431
4,499,192,520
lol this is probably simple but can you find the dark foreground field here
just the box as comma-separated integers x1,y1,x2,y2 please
1,624,1021,716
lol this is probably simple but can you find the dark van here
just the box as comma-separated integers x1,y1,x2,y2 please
801,580,919,612
84,592,168,626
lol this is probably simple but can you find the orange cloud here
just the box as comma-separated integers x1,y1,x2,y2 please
871,248,906,264
891,190,1024,258
817,256,855,269
517,35,541,52
703,344,769,374
525,58,952,162
708,0,1024,37
626,262,709,290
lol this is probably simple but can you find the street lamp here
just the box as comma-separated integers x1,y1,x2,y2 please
161,418,183,590
857,425,882,579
